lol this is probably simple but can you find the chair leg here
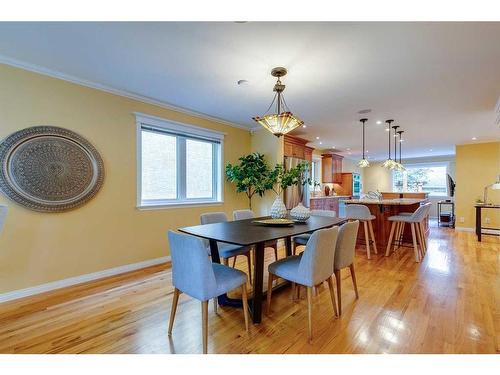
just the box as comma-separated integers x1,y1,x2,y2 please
386,221,396,256
334,269,342,315
327,276,338,317
291,281,296,300
297,284,301,300
363,221,371,259
213,298,218,314
232,256,237,268
292,241,297,255
368,220,378,254
419,222,427,253
415,223,423,259
349,264,359,299
201,300,208,354
168,288,180,336
267,274,274,315
307,286,313,343
410,223,420,263
246,253,252,285
398,223,406,248
274,245,279,261
393,222,401,252
241,283,250,332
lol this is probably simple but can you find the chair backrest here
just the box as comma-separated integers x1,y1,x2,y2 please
345,204,371,220
200,212,228,225
167,230,217,301
311,209,336,218
298,226,339,286
334,221,360,271
0,205,7,235
410,204,429,222
233,209,254,221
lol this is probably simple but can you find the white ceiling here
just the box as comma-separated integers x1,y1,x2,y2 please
0,22,499,160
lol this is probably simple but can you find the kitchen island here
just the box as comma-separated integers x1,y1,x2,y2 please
345,198,429,247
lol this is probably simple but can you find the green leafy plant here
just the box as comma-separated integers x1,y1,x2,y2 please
270,161,311,197
225,153,274,209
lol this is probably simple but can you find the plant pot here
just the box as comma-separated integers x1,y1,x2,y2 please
290,202,311,221
270,196,287,219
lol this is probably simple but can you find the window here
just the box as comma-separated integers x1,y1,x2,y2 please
136,113,224,208
309,159,321,191
393,163,449,197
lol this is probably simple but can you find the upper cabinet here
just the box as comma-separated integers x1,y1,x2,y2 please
321,152,344,183
283,135,314,162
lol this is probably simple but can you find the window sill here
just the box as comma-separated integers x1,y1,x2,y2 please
137,201,224,210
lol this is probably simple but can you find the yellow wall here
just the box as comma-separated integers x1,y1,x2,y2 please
0,64,251,294
250,129,283,216
455,142,500,229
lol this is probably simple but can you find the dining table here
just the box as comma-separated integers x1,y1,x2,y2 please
178,215,346,323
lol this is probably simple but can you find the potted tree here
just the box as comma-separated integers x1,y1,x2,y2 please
225,153,274,209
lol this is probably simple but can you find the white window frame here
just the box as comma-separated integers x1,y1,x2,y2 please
135,112,225,209
392,161,451,197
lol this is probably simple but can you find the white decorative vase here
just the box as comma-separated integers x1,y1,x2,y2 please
270,196,287,219
290,202,311,221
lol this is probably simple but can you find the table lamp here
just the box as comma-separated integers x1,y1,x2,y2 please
483,175,500,204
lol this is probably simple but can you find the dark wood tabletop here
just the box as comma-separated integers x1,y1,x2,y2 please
178,215,346,246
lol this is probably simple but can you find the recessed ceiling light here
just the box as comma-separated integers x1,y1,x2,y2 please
237,79,249,86
366,150,369,153
346,148,351,151
472,137,477,140
331,146,336,149
376,120,382,125
319,141,323,145
429,149,433,151
302,124,307,128
316,136,320,140
385,128,390,132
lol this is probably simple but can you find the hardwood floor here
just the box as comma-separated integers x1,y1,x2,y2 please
0,224,498,354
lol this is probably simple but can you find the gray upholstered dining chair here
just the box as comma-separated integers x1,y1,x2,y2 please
345,204,378,259
200,212,253,284
333,220,360,315
385,203,431,262
167,231,249,354
266,226,339,343
292,209,337,255
0,205,7,235
232,209,279,261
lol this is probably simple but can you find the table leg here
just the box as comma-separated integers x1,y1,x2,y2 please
475,207,482,242
210,239,243,308
251,242,265,324
285,236,292,257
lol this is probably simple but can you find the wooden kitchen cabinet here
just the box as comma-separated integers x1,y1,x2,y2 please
321,153,343,183
284,135,314,161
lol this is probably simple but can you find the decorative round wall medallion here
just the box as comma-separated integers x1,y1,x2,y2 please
0,126,104,212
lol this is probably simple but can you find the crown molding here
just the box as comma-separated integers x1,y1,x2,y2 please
0,54,252,132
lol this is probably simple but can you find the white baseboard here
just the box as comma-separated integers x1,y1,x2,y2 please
455,226,474,232
0,256,170,304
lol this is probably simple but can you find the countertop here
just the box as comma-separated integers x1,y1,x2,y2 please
344,198,428,206
310,195,351,200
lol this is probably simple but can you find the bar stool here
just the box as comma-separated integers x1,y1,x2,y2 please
385,203,430,262
345,204,378,259
391,202,431,257
292,209,337,255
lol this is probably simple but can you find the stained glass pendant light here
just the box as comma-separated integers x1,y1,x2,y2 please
382,119,396,169
357,118,370,168
253,67,304,137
